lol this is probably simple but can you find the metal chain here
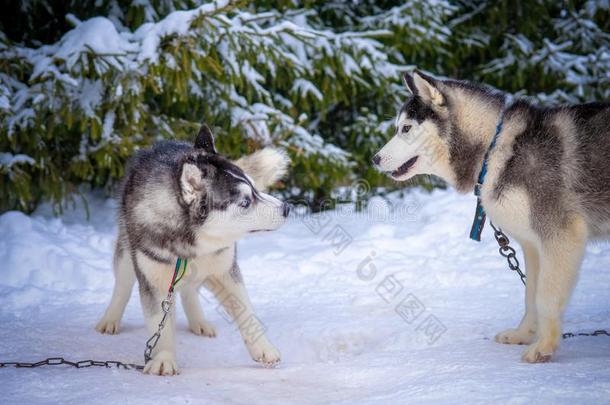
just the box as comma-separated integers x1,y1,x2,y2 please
143,258,184,364
1,259,183,373
0,357,143,370
489,222,526,286
1,287,175,372
143,291,174,364
489,222,609,340
562,330,610,339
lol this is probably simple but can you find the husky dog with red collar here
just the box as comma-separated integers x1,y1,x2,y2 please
373,70,610,363
96,124,290,375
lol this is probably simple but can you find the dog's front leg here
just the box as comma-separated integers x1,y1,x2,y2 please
522,217,587,363
136,254,179,375
181,285,217,337
141,285,178,375
207,267,281,367
495,240,538,345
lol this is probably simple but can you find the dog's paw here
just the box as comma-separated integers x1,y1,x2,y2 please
247,337,281,368
521,339,557,363
143,351,179,376
495,328,535,345
95,318,121,335
189,319,217,338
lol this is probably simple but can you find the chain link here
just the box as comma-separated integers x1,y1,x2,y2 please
488,222,609,340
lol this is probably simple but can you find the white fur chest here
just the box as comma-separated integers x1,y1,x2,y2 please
480,185,536,244
185,245,235,286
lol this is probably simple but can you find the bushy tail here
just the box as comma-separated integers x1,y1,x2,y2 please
234,148,290,191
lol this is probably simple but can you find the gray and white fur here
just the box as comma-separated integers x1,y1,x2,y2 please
96,124,291,375
373,70,610,363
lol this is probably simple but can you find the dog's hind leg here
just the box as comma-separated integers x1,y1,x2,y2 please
96,238,136,334
495,240,538,345
180,286,216,337
522,216,587,363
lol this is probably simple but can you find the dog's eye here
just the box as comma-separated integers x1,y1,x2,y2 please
402,125,412,134
238,197,251,209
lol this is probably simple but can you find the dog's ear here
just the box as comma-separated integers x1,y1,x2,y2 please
194,123,217,154
233,148,290,192
403,71,417,96
180,162,206,204
408,70,445,106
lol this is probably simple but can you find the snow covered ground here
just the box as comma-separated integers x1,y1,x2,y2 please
1,189,610,404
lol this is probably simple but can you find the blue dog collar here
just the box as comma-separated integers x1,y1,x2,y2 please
469,98,510,241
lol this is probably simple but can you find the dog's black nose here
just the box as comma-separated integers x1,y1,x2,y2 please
372,154,381,165
282,202,291,217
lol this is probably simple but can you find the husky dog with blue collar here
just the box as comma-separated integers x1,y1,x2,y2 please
96,124,290,375
373,70,610,363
